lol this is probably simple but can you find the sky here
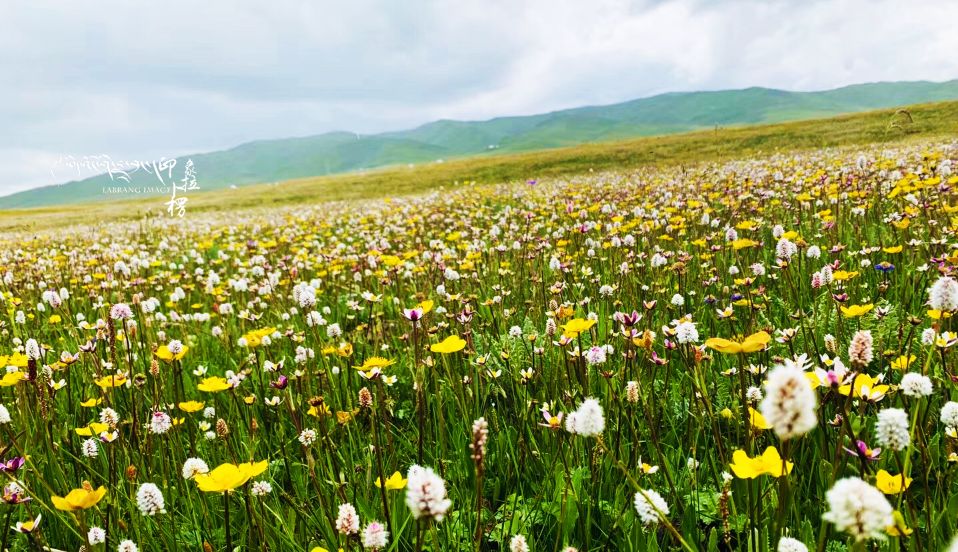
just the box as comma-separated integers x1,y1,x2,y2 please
2,0,958,195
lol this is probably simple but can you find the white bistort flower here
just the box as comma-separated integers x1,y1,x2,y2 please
875,408,910,451
633,489,669,527
822,477,893,542
929,276,958,312
570,398,605,437
509,534,530,552
777,537,808,552
899,372,932,397
405,465,452,521
336,503,360,535
362,521,389,550
760,363,817,440
135,482,165,516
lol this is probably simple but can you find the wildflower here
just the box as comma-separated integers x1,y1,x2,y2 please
729,446,793,478
760,363,817,439
674,321,699,344
374,471,407,490
52,483,107,511
430,335,467,354
822,477,893,542
569,398,605,437
405,465,452,521
182,458,210,479
82,438,99,458
0,405,10,424
110,303,133,320
135,483,166,515
875,408,910,451
840,304,874,318
560,318,596,338
928,276,958,312
298,429,317,446
941,402,958,428
193,461,268,492
705,331,770,354
584,345,607,365
197,376,232,392
336,503,360,535
118,540,139,552
633,489,669,527
470,418,489,464
12,514,41,533
150,411,173,434
509,535,529,552
899,372,933,397
625,381,639,403
843,440,881,461
874,469,911,495
251,481,272,496
847,330,874,368
362,521,389,550
777,537,808,552
88,527,106,545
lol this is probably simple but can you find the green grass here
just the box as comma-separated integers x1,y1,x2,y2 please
1,99,956,233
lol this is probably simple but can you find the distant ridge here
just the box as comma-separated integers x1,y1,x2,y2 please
4,79,958,208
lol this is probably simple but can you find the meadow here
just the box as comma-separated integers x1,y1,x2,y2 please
1,118,958,551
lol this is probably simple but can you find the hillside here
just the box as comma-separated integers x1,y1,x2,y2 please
3,79,958,209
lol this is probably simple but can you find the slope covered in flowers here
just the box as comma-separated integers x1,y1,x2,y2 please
1,141,958,551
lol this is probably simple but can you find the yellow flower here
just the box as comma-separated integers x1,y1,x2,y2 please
882,245,903,254
832,270,859,281
51,484,107,511
840,304,874,318
875,470,911,495
156,344,189,361
75,422,109,436
197,376,232,393
178,401,205,413
748,407,771,430
560,318,596,338
375,471,408,490
705,331,770,354
731,238,759,250
430,335,467,354
194,461,268,493
890,355,915,371
729,447,793,479
354,357,396,371
838,373,889,401
79,398,103,408
0,372,24,387
886,510,913,536
416,300,434,314
928,309,953,320
94,374,127,389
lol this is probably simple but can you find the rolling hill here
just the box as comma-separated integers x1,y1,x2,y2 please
3,79,958,209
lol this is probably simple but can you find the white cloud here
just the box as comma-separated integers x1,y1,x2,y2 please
1,0,956,195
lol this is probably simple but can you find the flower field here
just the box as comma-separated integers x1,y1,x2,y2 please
3,140,958,551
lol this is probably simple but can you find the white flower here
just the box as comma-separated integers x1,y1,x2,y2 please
150,411,172,434
585,346,607,365
509,325,523,338
929,276,958,312
777,536,807,552
405,465,452,521
251,480,272,496
570,398,605,437
675,321,698,344
135,483,165,516
509,534,530,552
88,527,106,545
182,458,209,479
336,503,360,535
110,303,133,320
25,339,41,361
806,245,821,259
875,408,910,451
166,340,183,355
327,323,342,339
633,489,669,527
362,521,389,549
941,401,958,427
298,428,317,447
776,238,797,260
760,363,817,440
82,438,99,458
670,294,685,307
0,404,11,424
117,540,139,552
822,477,893,542
899,373,932,397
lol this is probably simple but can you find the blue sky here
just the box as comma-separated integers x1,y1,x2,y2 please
2,0,957,194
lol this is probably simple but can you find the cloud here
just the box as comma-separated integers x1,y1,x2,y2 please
1,0,956,194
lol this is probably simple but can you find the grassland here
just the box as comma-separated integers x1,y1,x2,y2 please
1,100,956,234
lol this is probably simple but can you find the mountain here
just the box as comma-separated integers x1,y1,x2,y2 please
4,79,958,209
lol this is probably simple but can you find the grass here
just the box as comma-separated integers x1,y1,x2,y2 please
0,100,955,235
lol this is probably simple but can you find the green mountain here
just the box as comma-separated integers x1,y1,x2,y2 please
5,79,958,209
